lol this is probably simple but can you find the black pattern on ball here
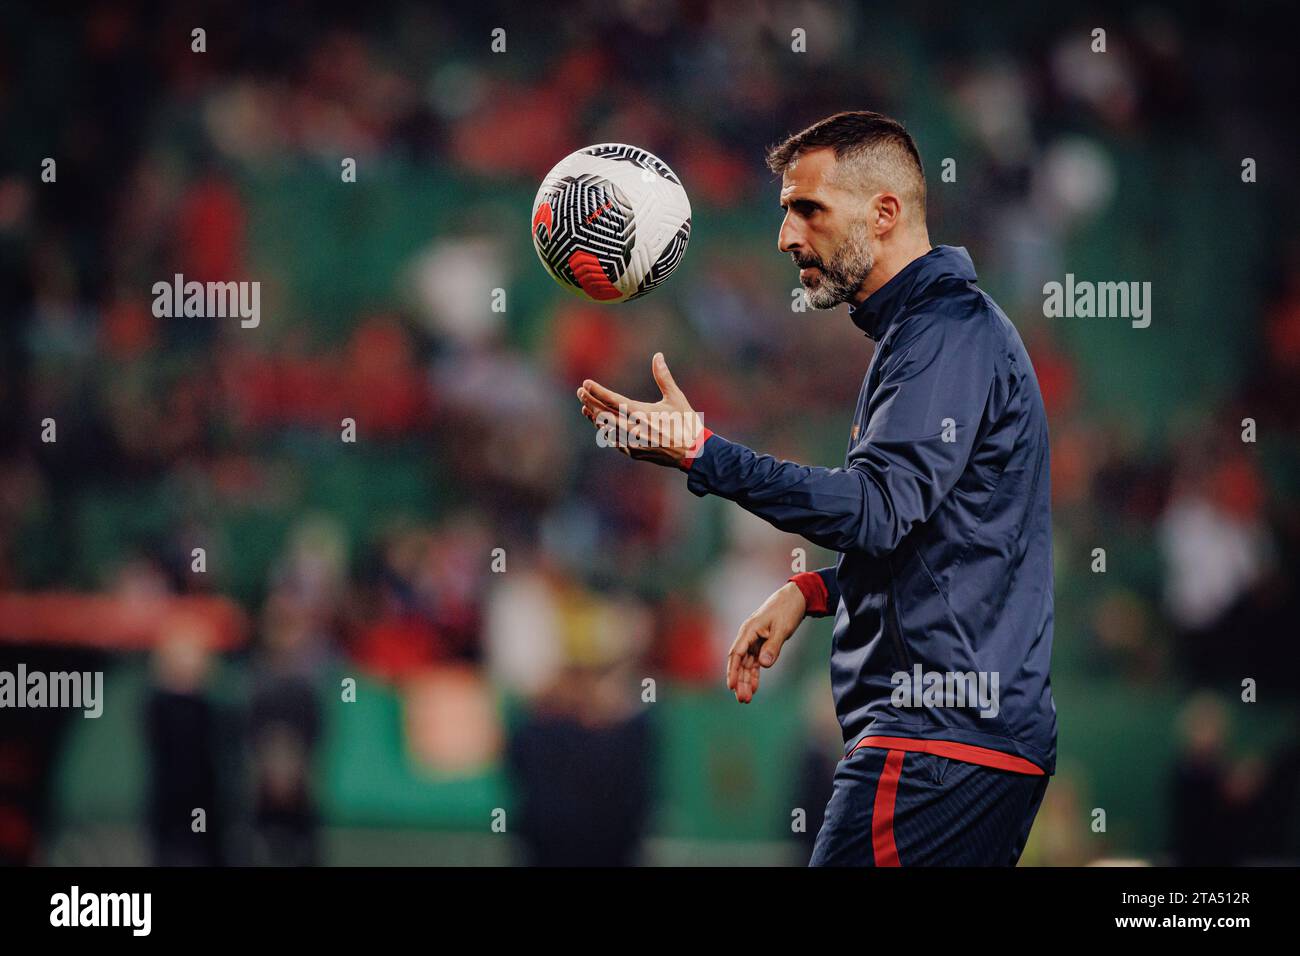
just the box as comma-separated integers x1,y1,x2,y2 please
534,174,636,290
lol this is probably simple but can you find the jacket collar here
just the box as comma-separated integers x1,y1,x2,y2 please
848,245,977,340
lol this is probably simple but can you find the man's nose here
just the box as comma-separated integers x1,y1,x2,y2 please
778,214,802,255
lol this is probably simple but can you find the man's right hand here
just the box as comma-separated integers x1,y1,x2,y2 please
725,582,807,704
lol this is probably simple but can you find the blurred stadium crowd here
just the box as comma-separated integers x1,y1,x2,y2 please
1,0,1298,865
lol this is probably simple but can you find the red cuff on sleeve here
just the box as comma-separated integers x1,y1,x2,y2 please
788,571,830,616
680,426,714,471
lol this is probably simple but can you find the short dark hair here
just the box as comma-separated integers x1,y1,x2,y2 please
766,110,926,218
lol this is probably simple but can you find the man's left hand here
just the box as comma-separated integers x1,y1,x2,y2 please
576,352,703,468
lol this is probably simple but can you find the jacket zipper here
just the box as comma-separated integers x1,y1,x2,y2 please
886,571,913,672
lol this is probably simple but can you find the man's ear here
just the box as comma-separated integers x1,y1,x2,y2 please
873,193,903,237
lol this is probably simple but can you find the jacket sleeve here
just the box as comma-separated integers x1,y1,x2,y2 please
788,566,841,618
685,315,1000,557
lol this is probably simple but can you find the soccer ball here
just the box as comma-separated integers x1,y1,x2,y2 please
530,144,691,303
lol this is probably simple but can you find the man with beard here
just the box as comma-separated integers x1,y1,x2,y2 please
576,111,1056,866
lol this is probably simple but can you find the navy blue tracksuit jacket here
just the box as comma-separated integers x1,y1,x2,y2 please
685,245,1057,776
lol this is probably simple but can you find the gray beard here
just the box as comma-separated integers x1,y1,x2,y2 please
801,224,875,310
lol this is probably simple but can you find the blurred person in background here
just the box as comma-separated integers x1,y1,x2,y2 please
1166,694,1260,866
502,579,656,866
245,519,339,866
1159,438,1270,684
792,677,841,864
506,664,655,867
146,616,224,866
